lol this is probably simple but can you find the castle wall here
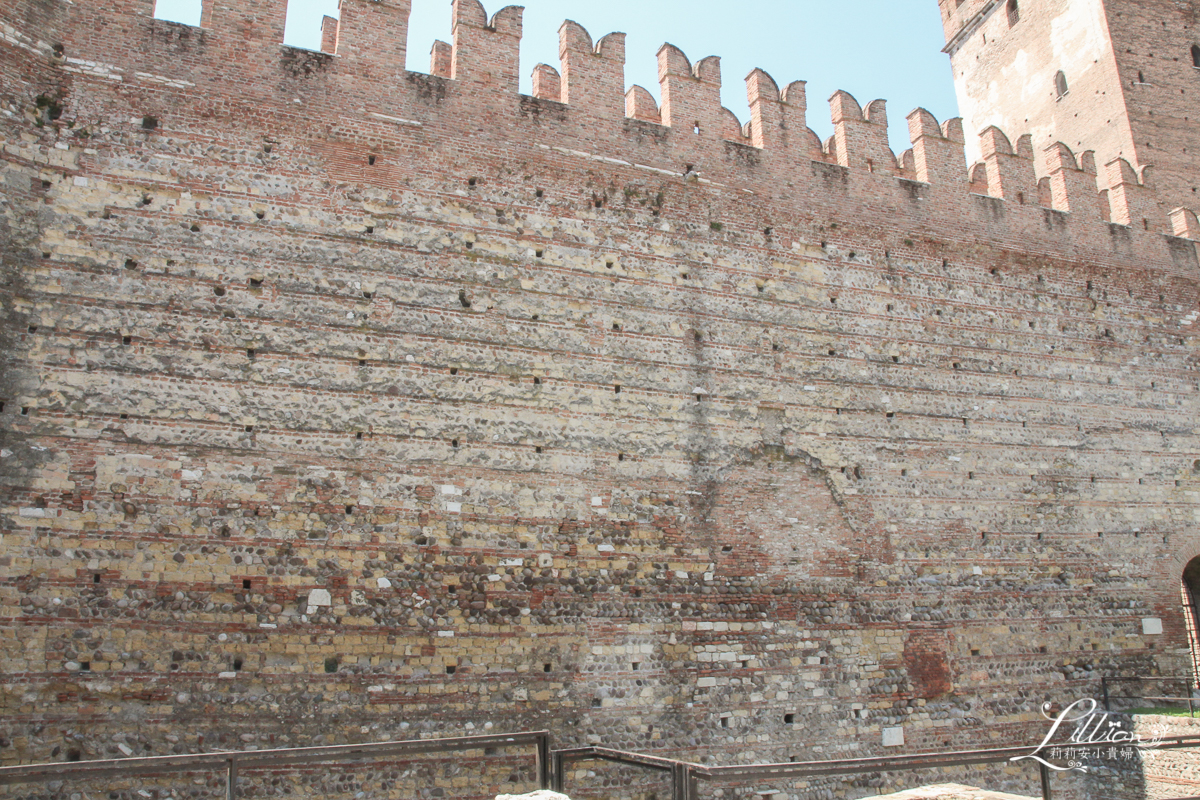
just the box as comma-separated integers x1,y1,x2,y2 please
2,1,1200,798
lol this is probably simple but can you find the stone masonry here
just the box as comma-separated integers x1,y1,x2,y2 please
2,0,1200,798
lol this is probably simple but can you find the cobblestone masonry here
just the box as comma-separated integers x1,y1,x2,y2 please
3,0,1200,797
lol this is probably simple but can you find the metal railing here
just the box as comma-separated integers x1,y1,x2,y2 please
1102,676,1199,716
7,727,1200,800
554,734,1200,800
0,730,551,799
554,743,1054,800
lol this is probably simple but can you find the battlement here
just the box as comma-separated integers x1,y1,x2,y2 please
2,0,1199,266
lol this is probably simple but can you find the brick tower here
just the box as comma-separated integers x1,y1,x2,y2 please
940,0,1200,217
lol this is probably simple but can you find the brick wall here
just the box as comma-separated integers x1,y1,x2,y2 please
1,1,1199,798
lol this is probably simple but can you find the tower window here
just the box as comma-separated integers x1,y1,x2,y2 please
1006,0,1019,26
1055,71,1069,99
1192,45,1200,68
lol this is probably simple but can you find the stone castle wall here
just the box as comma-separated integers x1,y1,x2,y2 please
2,0,1200,797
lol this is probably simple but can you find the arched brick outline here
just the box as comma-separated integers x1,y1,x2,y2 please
1139,534,1200,685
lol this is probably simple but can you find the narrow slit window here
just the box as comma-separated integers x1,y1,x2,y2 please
1006,0,1019,26
1055,71,1069,98
1192,45,1200,68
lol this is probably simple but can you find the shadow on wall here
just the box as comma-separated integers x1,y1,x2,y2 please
153,0,339,50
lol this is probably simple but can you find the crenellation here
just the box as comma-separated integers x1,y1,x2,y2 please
205,0,288,50
430,39,453,78
719,106,749,144
531,62,561,102
557,22,625,121
333,0,411,80
320,14,339,54
625,85,661,124
967,162,988,196
829,92,895,175
1170,207,1200,240
1042,141,1102,220
655,44,727,153
451,0,523,92
979,126,1038,206
904,108,966,186
745,71,807,157
6,0,1198,243
1102,157,1164,234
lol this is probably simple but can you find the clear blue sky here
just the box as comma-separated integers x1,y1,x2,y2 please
153,0,958,152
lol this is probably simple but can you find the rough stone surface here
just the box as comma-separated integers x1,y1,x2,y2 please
866,785,1037,800
0,1,1199,800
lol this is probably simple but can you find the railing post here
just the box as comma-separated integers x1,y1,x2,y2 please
671,762,688,800
535,733,551,790
1101,677,1110,712
551,751,565,793
1039,762,1052,800
226,757,238,800
683,765,697,800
